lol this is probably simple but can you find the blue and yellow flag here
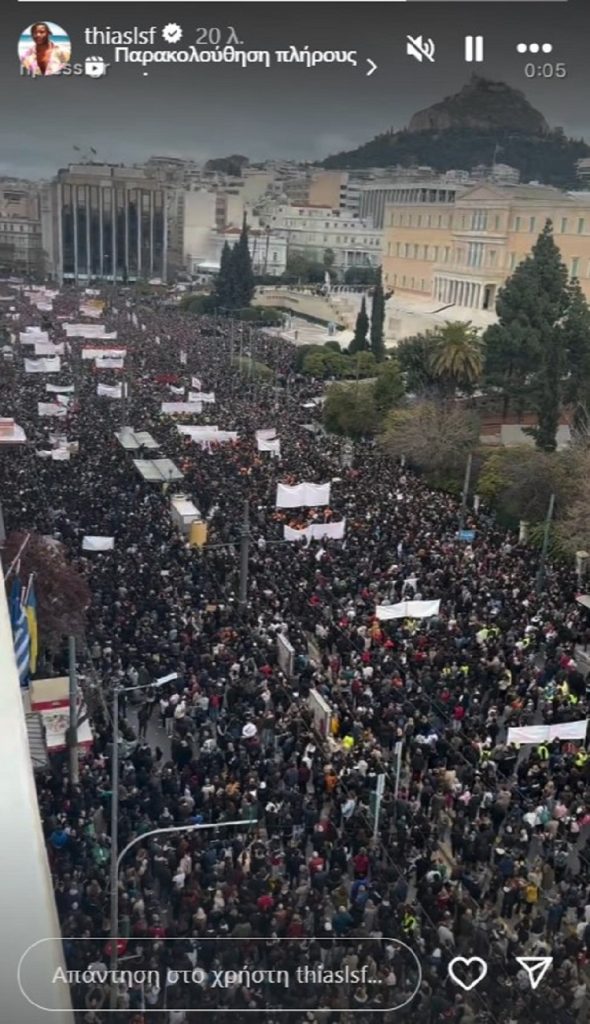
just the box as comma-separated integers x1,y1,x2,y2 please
24,575,38,674
9,577,30,687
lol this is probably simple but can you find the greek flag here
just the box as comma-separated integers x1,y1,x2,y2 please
9,577,30,688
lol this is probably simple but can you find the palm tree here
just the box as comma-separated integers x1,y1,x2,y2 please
429,321,483,393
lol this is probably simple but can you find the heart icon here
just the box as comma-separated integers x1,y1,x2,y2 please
448,957,488,991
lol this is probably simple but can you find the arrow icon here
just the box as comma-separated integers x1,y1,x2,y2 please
366,59,378,77
515,957,553,990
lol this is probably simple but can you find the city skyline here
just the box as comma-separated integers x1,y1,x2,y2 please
1,1,590,179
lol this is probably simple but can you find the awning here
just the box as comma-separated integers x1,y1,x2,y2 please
134,458,184,483
116,429,160,450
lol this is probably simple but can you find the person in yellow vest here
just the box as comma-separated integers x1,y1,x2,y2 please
537,743,549,761
401,909,417,936
342,734,355,753
574,748,588,768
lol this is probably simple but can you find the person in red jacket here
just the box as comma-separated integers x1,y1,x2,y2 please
353,847,369,879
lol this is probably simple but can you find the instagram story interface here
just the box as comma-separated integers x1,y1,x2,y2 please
1,2,590,1024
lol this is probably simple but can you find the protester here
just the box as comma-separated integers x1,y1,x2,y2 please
1,283,590,1024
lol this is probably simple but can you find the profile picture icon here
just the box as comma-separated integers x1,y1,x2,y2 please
18,22,71,76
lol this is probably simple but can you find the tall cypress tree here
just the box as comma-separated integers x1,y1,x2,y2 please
484,220,568,437
370,267,386,362
231,214,255,309
214,241,235,311
349,296,369,354
562,278,590,435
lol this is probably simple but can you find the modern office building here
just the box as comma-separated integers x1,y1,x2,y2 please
45,164,167,283
359,179,463,231
0,180,45,277
382,182,590,309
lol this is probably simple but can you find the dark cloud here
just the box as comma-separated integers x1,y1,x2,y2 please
1,1,588,178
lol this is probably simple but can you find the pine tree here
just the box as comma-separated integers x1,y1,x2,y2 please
484,220,569,447
231,214,255,309
349,296,369,354
370,267,386,362
213,241,236,311
562,278,590,435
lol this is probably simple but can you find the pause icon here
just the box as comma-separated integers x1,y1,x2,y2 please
465,36,484,62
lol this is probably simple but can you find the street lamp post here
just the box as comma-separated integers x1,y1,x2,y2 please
109,815,257,1009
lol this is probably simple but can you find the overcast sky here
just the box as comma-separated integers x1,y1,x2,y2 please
2,1,589,179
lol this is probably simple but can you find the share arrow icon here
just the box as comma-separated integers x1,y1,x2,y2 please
515,957,553,990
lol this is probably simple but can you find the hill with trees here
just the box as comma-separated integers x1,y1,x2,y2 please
323,77,589,189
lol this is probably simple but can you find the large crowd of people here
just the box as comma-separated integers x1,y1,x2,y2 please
1,283,590,1024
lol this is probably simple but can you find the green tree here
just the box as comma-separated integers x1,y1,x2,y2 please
323,382,380,437
373,357,405,414
344,267,378,286
213,241,236,311
302,349,347,378
302,350,330,377
283,252,325,284
430,321,483,394
370,267,386,362
483,221,569,440
562,278,590,435
230,215,255,309
347,351,377,378
349,296,369,354
477,446,571,523
396,332,440,397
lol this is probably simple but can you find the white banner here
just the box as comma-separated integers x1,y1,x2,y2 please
191,376,202,390
258,437,281,454
46,384,75,394
178,425,219,438
95,356,124,369
82,347,126,360
284,519,346,543
376,599,441,621
176,425,237,446
51,448,71,461
161,402,203,415
34,341,64,356
276,482,331,509
97,383,122,399
64,324,116,339
82,536,115,551
188,391,215,404
38,402,67,418
25,357,61,373
20,329,48,343
169,385,185,396
507,720,588,746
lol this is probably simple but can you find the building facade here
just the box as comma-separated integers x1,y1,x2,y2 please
0,180,45,277
208,227,287,277
46,164,167,283
382,183,590,310
262,205,382,271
